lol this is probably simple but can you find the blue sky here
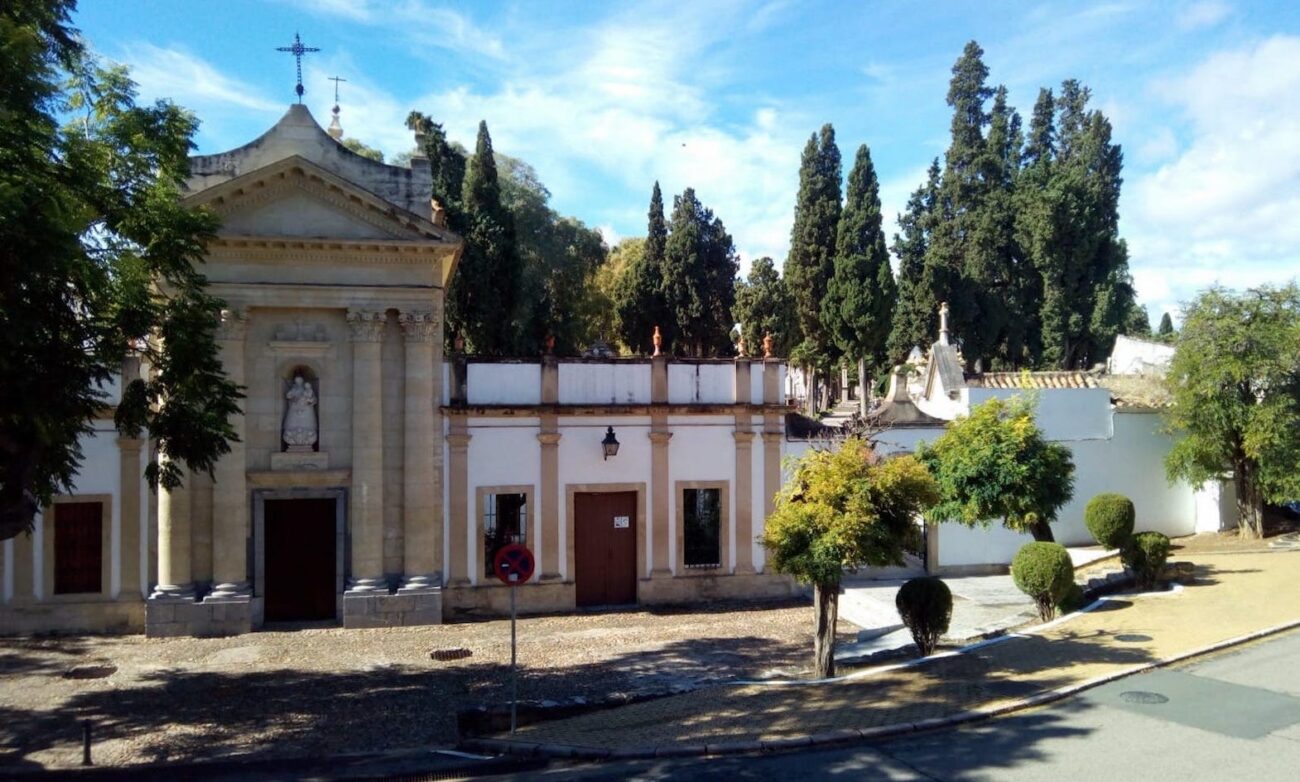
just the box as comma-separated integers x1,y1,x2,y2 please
74,0,1300,324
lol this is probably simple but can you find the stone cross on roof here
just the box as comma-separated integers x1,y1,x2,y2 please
276,32,320,103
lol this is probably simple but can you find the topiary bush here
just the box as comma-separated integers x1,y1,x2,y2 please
1055,582,1087,614
895,577,953,657
1084,493,1136,550
1012,542,1075,622
1123,531,1171,589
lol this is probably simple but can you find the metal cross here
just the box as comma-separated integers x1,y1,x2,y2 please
329,75,347,106
275,32,320,103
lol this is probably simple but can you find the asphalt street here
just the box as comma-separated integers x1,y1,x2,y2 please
495,627,1300,781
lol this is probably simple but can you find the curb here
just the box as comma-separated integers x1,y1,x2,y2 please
462,617,1300,762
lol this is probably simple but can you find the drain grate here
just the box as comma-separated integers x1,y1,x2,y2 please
1120,690,1169,704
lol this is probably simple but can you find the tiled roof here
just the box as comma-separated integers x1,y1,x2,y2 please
966,370,1171,409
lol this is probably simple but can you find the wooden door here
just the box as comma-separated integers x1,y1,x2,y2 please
264,498,337,621
574,491,637,607
54,502,102,594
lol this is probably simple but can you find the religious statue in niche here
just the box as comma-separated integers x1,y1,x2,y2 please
282,373,319,452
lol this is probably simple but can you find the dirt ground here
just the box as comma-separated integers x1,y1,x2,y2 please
0,598,858,771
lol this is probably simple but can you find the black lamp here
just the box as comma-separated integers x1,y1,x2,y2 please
601,426,620,460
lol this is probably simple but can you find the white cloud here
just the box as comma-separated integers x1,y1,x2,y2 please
1124,35,1300,316
123,44,280,114
1176,1,1232,31
280,0,507,61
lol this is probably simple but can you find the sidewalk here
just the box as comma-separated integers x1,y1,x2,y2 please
471,550,1300,758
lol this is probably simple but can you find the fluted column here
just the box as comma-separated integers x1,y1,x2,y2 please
347,308,388,593
153,458,194,599
209,307,250,599
399,310,439,592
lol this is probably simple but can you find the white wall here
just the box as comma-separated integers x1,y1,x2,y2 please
965,387,1112,442
558,363,651,405
466,363,540,405
667,417,736,572
668,364,734,404
464,420,542,584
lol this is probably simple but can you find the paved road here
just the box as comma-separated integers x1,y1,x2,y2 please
494,628,1300,781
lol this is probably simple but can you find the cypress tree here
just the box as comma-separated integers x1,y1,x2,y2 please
449,120,519,354
887,159,941,362
734,256,796,358
614,182,670,354
822,144,893,407
783,124,842,409
1157,312,1174,337
661,188,738,356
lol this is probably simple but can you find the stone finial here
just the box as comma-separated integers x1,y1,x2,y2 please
431,199,447,228
652,326,662,357
736,335,746,358
453,333,465,353
545,334,556,355
327,108,343,140
763,332,774,359
939,301,950,346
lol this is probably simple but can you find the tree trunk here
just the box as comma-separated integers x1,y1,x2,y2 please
805,365,819,415
1235,463,1264,539
813,581,839,679
1028,519,1055,542
858,357,869,418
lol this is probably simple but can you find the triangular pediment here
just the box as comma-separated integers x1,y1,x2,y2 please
184,155,456,245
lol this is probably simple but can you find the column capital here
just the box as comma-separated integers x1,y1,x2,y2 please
347,308,387,342
537,432,562,446
732,431,755,444
116,436,145,451
761,431,783,443
399,310,439,343
648,431,673,445
447,432,472,449
216,306,250,341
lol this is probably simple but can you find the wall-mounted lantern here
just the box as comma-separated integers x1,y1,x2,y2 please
601,426,620,460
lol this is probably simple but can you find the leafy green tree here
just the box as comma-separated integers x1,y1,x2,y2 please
497,154,607,355
592,237,643,352
1164,285,1300,538
784,125,842,408
918,396,1075,542
887,159,941,362
1,0,241,539
1124,304,1152,337
615,184,670,354
763,439,939,677
823,144,895,406
660,188,738,357
340,137,383,162
733,256,796,358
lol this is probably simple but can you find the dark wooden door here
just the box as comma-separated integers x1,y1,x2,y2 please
54,502,102,594
574,492,637,607
264,498,337,621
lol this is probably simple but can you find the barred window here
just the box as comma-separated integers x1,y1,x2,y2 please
483,492,528,574
683,488,721,568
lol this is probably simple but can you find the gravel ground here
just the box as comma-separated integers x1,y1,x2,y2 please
0,598,858,770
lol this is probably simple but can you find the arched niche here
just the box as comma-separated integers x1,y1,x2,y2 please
281,364,321,453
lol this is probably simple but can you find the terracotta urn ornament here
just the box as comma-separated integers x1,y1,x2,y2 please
652,325,663,357
763,332,774,358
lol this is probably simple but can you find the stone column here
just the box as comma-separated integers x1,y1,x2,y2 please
153,459,194,599
399,310,439,592
209,307,250,599
761,358,784,566
537,427,561,581
649,428,672,576
117,436,144,599
446,425,471,585
733,430,755,574
347,308,388,593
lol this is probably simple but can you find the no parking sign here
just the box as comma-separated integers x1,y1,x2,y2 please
492,543,535,585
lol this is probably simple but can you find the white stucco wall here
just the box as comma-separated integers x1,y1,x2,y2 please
666,417,736,573
466,364,540,405
1109,335,1174,375
558,363,651,405
464,420,542,584
965,388,1112,442
667,364,735,404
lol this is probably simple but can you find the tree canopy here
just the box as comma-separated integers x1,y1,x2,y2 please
1164,284,1300,538
784,124,842,367
918,395,1075,542
1,0,241,539
763,439,938,677
733,256,796,358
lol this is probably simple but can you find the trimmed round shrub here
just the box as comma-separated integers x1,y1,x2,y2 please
1055,582,1087,614
1012,542,1075,622
1084,493,1136,550
1123,531,1171,590
895,577,952,657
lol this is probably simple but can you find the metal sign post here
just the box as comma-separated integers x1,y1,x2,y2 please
492,543,535,737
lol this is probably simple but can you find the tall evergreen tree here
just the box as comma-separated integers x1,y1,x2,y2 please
822,144,894,406
783,124,842,409
924,41,994,370
660,188,738,356
448,121,520,354
734,257,796,358
1124,304,1152,338
614,183,670,354
1157,312,1174,337
406,111,466,220
888,159,941,363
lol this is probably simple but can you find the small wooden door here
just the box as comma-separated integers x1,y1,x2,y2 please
574,491,637,607
264,498,337,622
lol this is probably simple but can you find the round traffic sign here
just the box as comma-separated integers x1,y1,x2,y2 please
493,543,535,585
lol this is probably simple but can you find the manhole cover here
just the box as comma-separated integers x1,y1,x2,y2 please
430,648,472,662
1114,633,1153,642
63,664,117,680
1120,690,1169,704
